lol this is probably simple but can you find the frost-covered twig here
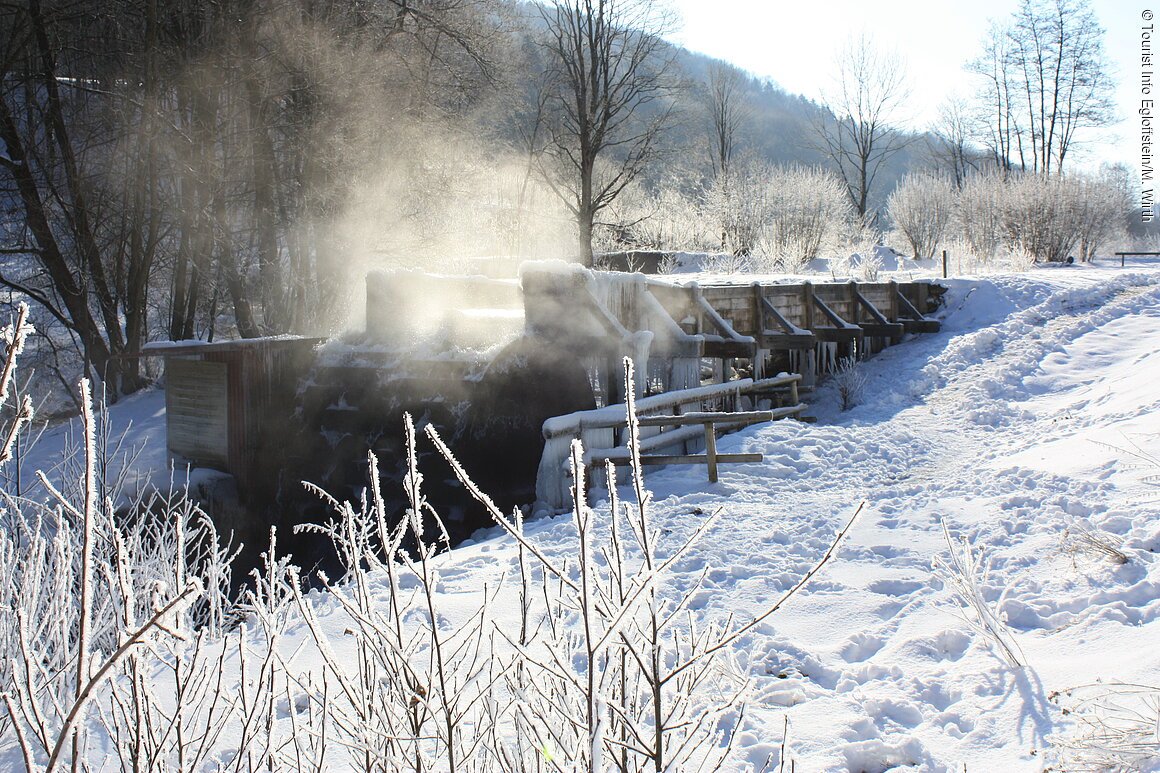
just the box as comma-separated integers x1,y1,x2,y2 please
933,520,1026,668
0,303,33,466
1062,523,1131,565
44,580,203,773
1051,682,1160,770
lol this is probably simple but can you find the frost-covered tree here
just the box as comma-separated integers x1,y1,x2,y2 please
757,166,851,270
956,171,1009,261
702,162,849,268
1073,165,1132,261
888,172,956,258
998,173,1082,262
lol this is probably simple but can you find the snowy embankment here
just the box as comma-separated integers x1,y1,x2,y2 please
452,264,1160,770
4,263,1159,771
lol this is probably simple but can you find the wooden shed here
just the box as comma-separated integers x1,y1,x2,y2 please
144,337,321,484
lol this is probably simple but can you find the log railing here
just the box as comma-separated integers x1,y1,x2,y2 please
536,374,804,510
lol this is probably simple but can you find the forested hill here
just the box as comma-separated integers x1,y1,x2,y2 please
2,0,1095,409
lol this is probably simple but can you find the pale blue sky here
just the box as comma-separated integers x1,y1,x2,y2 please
670,0,1141,172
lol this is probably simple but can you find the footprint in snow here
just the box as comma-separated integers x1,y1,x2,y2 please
864,696,924,729
867,578,926,597
839,632,885,663
840,735,933,773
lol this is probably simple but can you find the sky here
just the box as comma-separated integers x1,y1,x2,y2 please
669,0,1143,175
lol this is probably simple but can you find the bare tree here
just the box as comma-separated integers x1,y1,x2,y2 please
536,0,677,265
969,21,1022,174
969,0,1115,174
1074,164,1132,261
704,60,751,182
701,61,752,250
0,0,156,394
929,97,980,188
813,34,911,220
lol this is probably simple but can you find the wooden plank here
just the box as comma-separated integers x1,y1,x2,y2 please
895,288,941,332
760,297,812,336
901,318,941,333
853,287,892,325
596,453,765,466
166,358,228,466
704,421,719,481
858,322,905,338
814,326,863,343
812,294,860,330
759,331,817,350
702,338,757,358
636,410,775,426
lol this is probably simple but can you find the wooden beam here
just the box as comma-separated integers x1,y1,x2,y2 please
636,410,776,426
894,288,941,333
599,452,765,467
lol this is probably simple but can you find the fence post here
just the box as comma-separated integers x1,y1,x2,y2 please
703,421,718,483
942,249,949,279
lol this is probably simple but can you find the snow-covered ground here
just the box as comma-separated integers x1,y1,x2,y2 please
7,259,1160,771
452,260,1160,770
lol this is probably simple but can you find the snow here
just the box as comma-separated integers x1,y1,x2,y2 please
464,261,1160,770
6,260,1160,770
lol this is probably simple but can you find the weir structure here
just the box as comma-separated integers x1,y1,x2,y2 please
151,261,945,549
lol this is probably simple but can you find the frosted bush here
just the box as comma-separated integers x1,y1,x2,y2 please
956,172,1007,263
829,218,880,280
0,349,861,771
602,183,717,253
949,170,1126,266
832,356,867,411
703,163,771,256
704,162,853,267
1073,167,1132,262
999,174,1083,263
828,252,854,280
856,250,883,281
888,171,955,259
1003,241,1039,272
933,522,1025,668
757,166,850,269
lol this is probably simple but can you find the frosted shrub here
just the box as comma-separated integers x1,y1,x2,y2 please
1073,168,1132,262
827,252,854,280
704,163,851,268
0,308,246,773
933,522,1025,668
289,423,503,772
1003,241,1039,272
1,347,861,771
754,166,850,271
704,163,771,256
434,358,861,771
951,171,1122,266
1050,683,1160,770
956,172,1007,264
657,186,720,252
887,171,955,258
832,356,867,411
830,218,880,280
999,174,1083,263
702,251,753,274
856,250,883,282
0,400,230,770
